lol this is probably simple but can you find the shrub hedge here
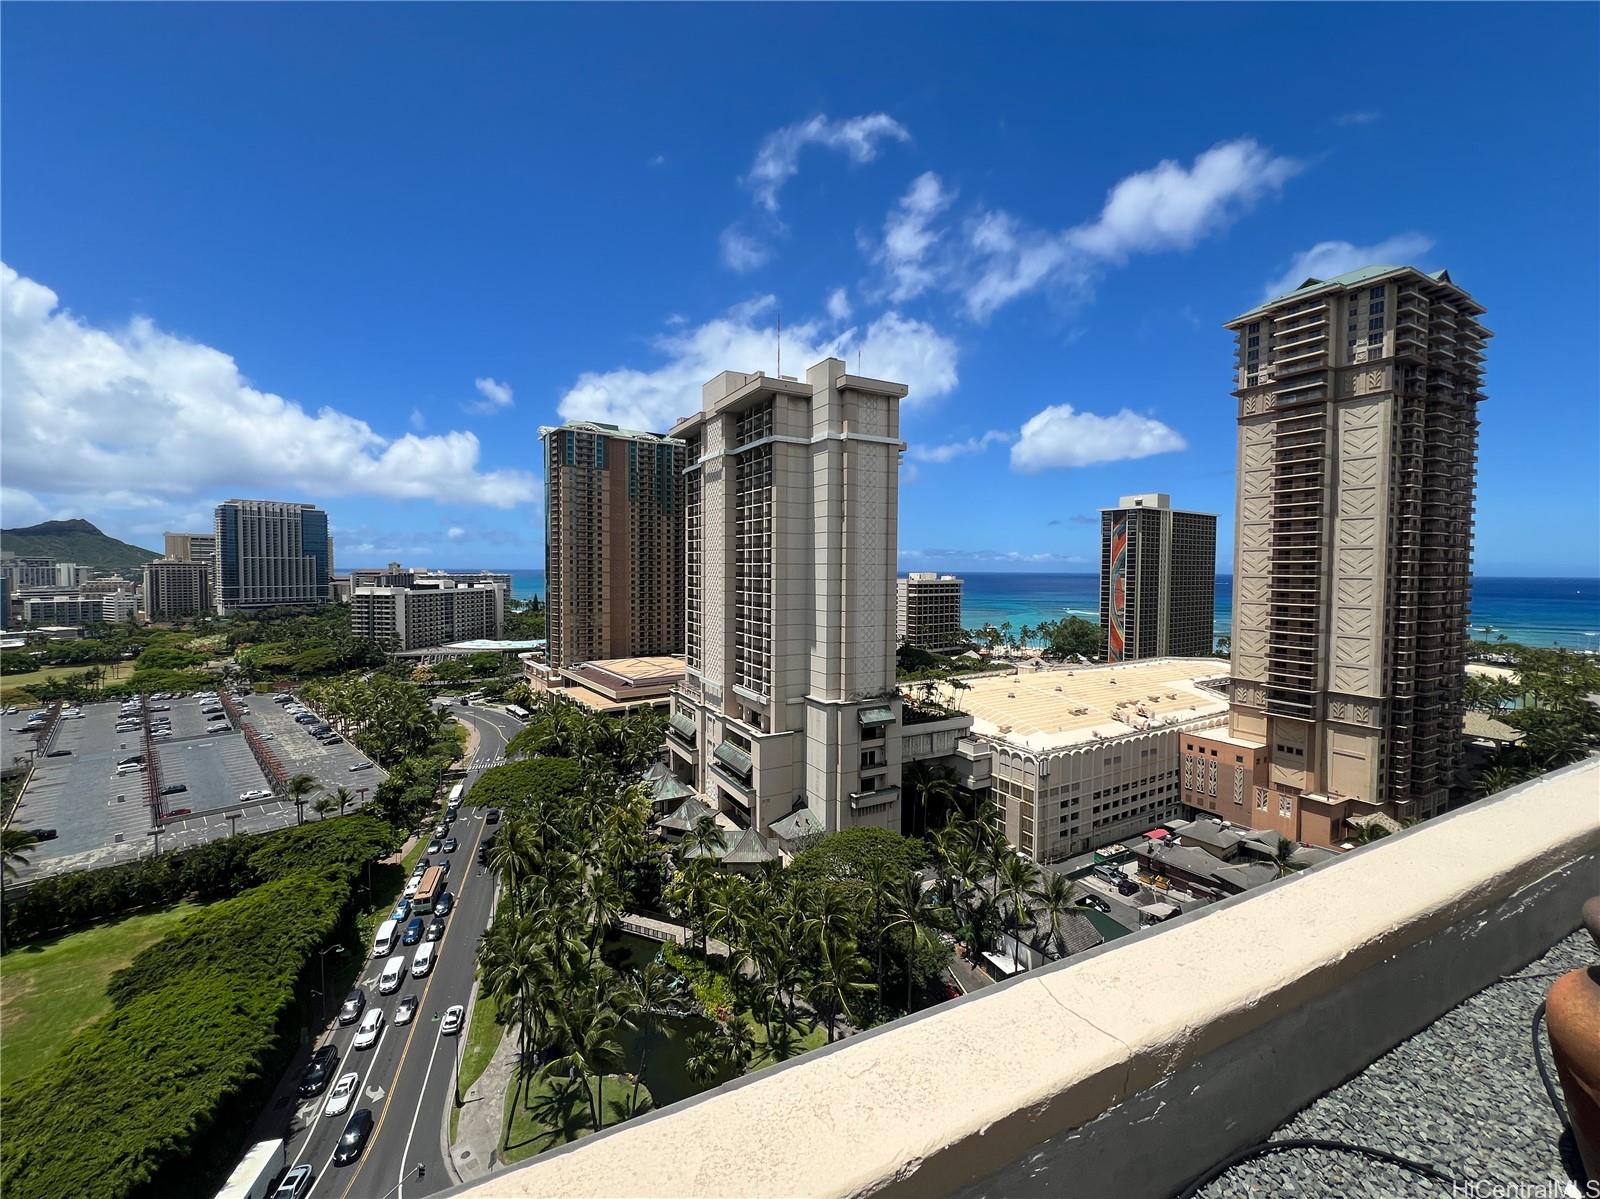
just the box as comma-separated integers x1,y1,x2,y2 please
0,821,392,1199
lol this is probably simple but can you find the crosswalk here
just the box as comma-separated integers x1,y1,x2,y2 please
464,753,505,771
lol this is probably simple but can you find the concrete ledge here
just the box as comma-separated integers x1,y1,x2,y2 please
446,757,1600,1199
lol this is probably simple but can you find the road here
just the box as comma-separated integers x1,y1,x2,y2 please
280,703,523,1199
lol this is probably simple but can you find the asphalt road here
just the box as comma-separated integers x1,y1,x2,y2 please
285,704,522,1199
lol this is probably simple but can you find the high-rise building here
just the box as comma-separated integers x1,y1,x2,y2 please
164,531,217,582
143,559,213,620
101,591,138,623
539,422,686,667
2,556,57,590
1181,265,1488,847
213,499,332,614
1099,494,1217,662
665,358,906,836
349,579,505,650
897,573,965,653
53,563,89,589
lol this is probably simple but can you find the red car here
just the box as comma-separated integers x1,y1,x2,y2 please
167,807,192,818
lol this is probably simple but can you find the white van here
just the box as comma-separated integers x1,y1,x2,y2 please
373,917,401,958
378,955,406,995
410,941,437,978
115,762,144,776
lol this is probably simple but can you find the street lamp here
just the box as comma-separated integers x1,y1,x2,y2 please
226,810,243,839
316,945,345,1023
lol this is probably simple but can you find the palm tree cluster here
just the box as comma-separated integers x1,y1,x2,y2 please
505,692,666,775
301,673,456,767
1469,646,1600,797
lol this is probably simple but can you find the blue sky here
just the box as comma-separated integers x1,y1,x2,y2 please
3,3,1596,576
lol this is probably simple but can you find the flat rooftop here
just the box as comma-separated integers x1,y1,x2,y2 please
935,658,1229,752
549,655,685,712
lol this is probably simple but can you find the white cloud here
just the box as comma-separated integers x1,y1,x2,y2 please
876,171,956,301
409,406,427,431
826,287,852,322
1,486,57,527
471,376,514,413
746,114,910,212
1069,138,1301,261
1335,110,1381,127
1262,233,1434,299
1010,403,1187,473
943,137,1300,320
558,297,958,433
909,429,1012,463
0,262,538,509
719,225,772,273
446,526,466,540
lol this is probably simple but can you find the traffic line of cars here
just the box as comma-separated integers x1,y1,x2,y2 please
290,796,469,1177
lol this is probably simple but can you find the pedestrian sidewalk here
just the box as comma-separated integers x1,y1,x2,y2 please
448,1020,518,1185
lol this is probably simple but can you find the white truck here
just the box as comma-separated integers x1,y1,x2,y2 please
212,1138,284,1199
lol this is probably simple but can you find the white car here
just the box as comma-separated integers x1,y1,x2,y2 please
441,1005,465,1035
402,876,421,899
259,732,275,740
353,1008,385,1050
323,1071,359,1118
238,788,272,802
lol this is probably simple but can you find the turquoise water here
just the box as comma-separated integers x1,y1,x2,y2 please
491,569,1600,651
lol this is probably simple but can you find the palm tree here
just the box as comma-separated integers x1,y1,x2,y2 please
285,772,317,827
1272,837,1302,878
1,828,38,881
884,875,946,1009
623,961,671,1114
1344,821,1392,846
1475,761,1527,798
557,973,632,1129
995,852,1040,961
489,820,542,915
807,933,874,1043
312,795,336,821
1031,872,1077,959
331,785,354,816
680,814,727,864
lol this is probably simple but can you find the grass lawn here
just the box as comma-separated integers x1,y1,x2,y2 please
500,1067,649,1165
0,902,199,1089
0,661,133,705
450,986,505,1142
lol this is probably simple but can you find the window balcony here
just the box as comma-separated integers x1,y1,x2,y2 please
452,763,1599,1199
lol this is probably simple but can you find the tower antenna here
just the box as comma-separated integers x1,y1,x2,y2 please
776,309,781,378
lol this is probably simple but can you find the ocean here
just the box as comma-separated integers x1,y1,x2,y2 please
496,569,1600,652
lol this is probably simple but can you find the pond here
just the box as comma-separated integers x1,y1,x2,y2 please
600,932,732,1110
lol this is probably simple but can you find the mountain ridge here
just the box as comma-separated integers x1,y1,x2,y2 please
1,519,159,576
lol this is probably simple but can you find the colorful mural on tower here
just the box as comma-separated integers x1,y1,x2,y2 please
1108,515,1128,663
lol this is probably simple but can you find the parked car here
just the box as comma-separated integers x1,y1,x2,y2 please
402,916,425,946
353,1008,385,1049
319,736,343,746
441,1004,465,1035
425,918,446,943
45,749,71,758
395,994,420,1025
348,762,372,773
167,807,192,817
1075,895,1112,914
24,828,58,841
271,1164,315,1199
239,788,273,802
434,892,454,918
298,1044,340,1097
332,1109,373,1165
160,784,188,795
207,725,230,734
1116,879,1141,897
338,988,366,1025
441,837,458,853
323,1072,359,1119
115,762,144,775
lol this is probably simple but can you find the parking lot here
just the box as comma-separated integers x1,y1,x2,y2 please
237,694,386,801
8,691,386,880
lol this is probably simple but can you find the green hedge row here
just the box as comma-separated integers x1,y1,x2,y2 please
0,821,392,1199
3,814,399,946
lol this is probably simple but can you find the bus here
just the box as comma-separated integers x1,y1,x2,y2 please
446,782,464,809
412,865,447,915
504,704,529,721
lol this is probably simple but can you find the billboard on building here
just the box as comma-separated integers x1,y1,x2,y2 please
1108,515,1128,662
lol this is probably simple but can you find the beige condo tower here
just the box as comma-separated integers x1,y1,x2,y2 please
665,358,906,836
1182,265,1488,846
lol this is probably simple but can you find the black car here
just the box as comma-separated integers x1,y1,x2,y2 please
1075,895,1112,914
118,754,144,765
441,837,459,854
1116,879,1141,897
402,916,425,946
485,808,500,824
45,749,71,758
338,988,366,1025
332,1109,373,1166
298,1043,340,1097
436,859,451,876
434,892,454,918
206,712,228,722
160,783,188,796
425,918,446,942
24,828,58,841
